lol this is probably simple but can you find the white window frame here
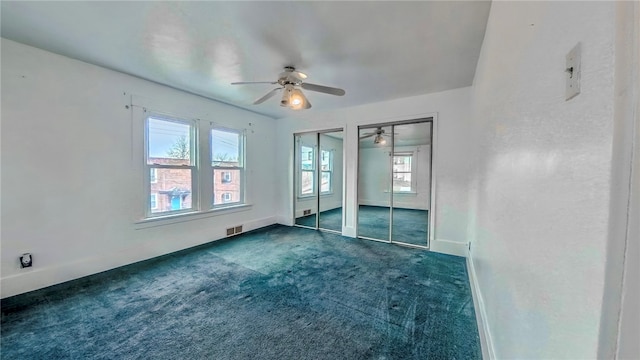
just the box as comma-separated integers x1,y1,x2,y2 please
211,126,246,208
144,114,198,218
150,168,158,184
392,151,417,193
222,192,232,202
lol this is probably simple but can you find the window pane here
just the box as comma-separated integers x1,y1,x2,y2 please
393,173,412,192
301,146,314,170
393,155,412,172
321,171,331,193
149,168,192,213
212,129,241,167
321,150,331,171
147,117,191,165
301,170,314,195
213,169,241,206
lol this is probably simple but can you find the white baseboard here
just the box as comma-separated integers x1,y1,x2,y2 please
467,254,496,360
431,238,469,257
0,216,277,299
276,215,293,226
342,226,357,238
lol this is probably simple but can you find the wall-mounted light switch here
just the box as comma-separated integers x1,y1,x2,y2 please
565,43,581,101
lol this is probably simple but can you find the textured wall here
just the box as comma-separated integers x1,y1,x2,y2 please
468,2,616,358
1,39,278,298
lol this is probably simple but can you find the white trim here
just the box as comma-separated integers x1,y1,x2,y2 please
467,254,497,360
430,238,468,257
1,216,277,299
277,215,294,226
429,115,438,250
134,204,252,229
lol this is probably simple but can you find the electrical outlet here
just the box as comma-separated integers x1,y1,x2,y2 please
20,253,33,268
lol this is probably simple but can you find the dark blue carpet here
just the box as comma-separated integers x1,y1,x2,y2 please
1,225,480,359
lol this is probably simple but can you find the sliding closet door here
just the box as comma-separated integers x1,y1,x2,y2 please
318,131,343,232
391,122,431,247
294,133,318,228
357,125,392,241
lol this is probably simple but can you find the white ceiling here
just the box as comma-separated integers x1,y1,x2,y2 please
0,1,491,119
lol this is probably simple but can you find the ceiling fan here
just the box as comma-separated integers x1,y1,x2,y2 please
359,127,393,145
231,66,345,110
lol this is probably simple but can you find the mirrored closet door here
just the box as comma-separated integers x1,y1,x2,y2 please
357,126,392,241
294,129,344,233
357,120,433,248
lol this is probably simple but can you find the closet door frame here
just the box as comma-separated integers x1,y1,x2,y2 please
356,117,435,249
293,128,344,234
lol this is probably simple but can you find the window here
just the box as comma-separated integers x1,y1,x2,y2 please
212,127,245,207
300,145,315,196
393,152,414,192
145,115,196,216
320,150,332,194
141,109,249,220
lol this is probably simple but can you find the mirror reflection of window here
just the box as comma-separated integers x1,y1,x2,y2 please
300,145,315,196
294,130,343,233
393,152,414,192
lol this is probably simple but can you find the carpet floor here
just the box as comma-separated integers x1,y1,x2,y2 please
1,225,480,359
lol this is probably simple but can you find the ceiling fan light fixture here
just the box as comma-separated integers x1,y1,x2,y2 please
289,88,306,110
374,134,386,145
280,84,293,107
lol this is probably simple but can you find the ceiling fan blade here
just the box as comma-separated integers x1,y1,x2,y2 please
359,133,376,139
232,81,278,85
253,88,282,105
301,83,345,96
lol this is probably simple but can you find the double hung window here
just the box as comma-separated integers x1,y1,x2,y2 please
145,116,196,216
211,127,245,207
143,113,246,218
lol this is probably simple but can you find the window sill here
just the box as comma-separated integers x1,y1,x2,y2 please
135,204,252,229
384,190,417,195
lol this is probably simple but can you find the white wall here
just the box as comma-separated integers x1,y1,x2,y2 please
467,2,618,358
0,39,278,298
276,86,474,256
358,145,431,210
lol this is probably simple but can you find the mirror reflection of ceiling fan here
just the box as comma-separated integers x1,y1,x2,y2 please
359,127,397,145
231,66,345,110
